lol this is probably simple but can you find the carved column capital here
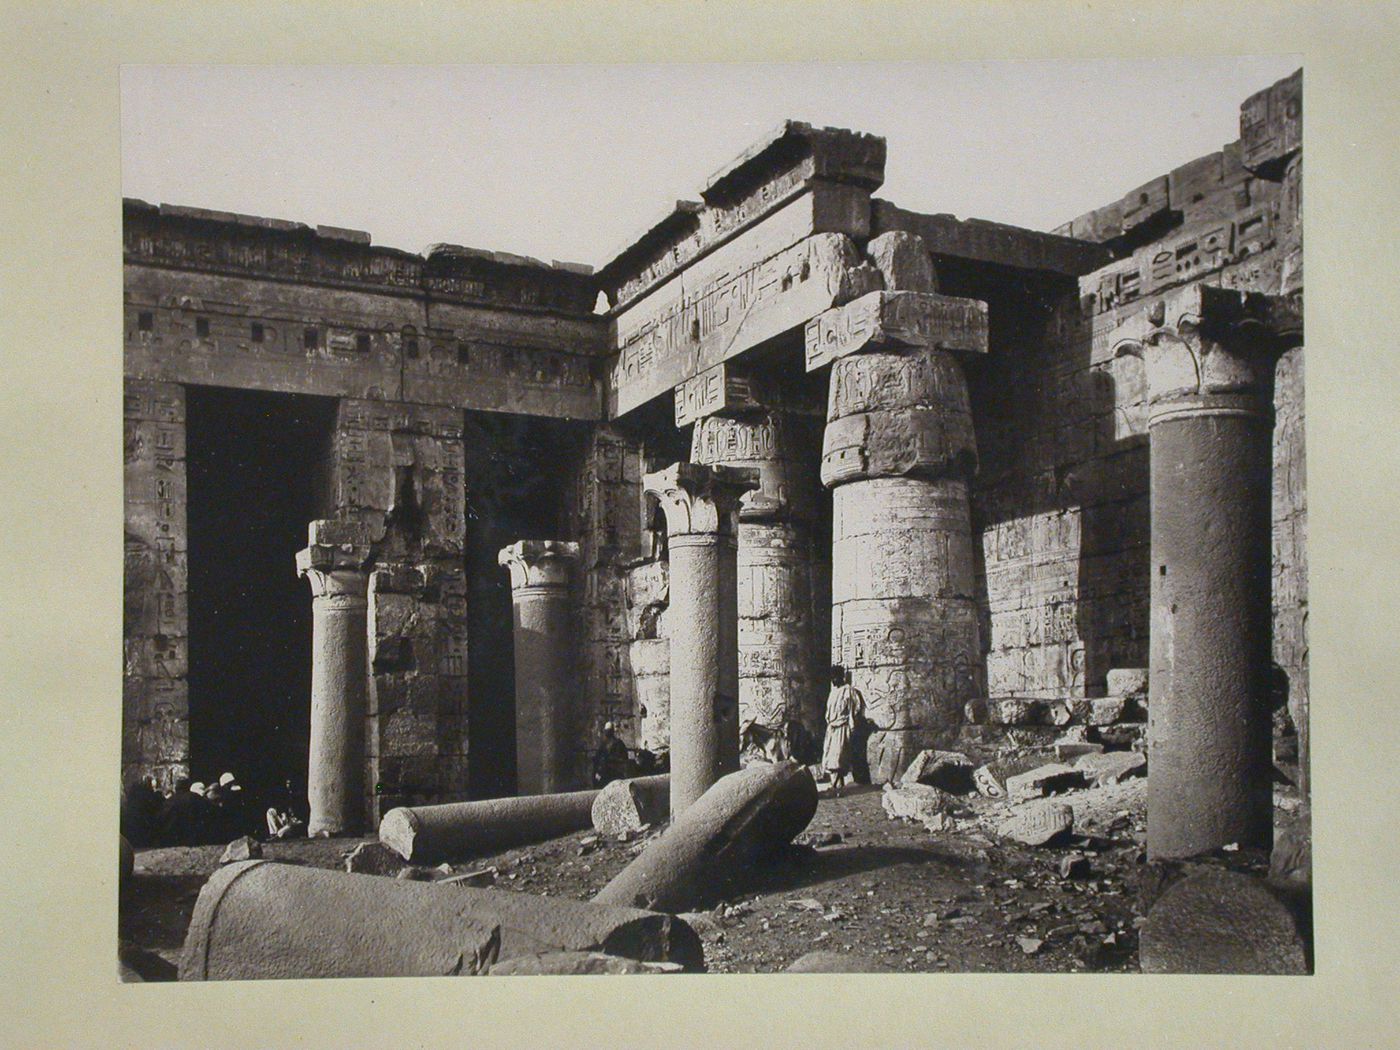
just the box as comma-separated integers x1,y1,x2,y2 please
642,462,759,540
296,519,372,603
497,540,580,591
1114,286,1303,424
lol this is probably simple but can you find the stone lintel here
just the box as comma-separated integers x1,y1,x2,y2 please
497,540,581,590
872,200,1112,276
643,463,760,538
805,291,989,372
674,363,765,428
701,121,886,203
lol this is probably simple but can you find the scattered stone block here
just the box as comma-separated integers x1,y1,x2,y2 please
487,951,683,976
1140,868,1308,974
1106,668,1148,696
997,803,1074,847
1088,697,1130,725
1074,750,1147,787
379,787,602,864
591,774,670,836
593,761,817,914
973,753,1052,798
786,951,890,973
1005,763,1085,802
1054,737,1104,761
342,841,402,876
218,836,262,865
1059,853,1092,879
901,750,975,793
882,782,956,831
794,830,843,848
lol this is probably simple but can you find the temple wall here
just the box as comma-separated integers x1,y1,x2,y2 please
969,70,1303,732
122,379,189,790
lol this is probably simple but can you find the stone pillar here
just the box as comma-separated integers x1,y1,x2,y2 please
296,519,373,836
1115,286,1302,860
805,232,990,784
498,540,581,796
642,463,759,817
690,408,823,757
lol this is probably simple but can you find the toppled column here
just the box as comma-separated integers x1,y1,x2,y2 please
1116,286,1302,860
805,232,989,784
178,859,704,979
180,860,500,979
498,540,582,795
592,774,671,835
593,761,818,913
642,463,759,817
379,787,601,864
296,519,373,836
684,378,824,756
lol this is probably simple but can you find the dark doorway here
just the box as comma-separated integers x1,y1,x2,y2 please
462,411,587,798
185,386,336,803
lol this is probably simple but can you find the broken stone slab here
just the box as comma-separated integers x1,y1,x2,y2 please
379,787,601,864
593,760,817,914
179,860,705,980
1105,668,1148,696
785,950,890,973
972,752,1064,797
866,230,937,292
343,840,405,876
1140,868,1308,974
178,861,503,980
997,802,1075,847
218,836,263,865
438,883,704,970
591,774,671,836
881,782,956,831
1075,750,1147,787
900,749,975,793
1005,763,1086,803
1054,740,1104,761
487,951,684,976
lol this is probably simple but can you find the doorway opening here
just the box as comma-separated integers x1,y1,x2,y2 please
185,386,336,804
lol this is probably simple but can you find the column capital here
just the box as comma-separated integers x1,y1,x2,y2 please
1114,286,1303,422
296,519,372,599
643,462,759,539
497,540,580,590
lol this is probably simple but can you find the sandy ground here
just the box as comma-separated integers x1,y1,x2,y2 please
121,773,1191,977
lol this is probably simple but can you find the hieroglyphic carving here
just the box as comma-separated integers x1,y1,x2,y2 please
804,291,988,371
609,233,879,417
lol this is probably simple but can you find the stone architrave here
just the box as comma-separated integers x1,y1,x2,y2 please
296,519,373,836
1115,285,1303,861
806,232,990,784
642,463,759,817
498,540,582,795
690,410,824,749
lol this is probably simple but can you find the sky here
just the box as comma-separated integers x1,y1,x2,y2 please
121,58,1301,270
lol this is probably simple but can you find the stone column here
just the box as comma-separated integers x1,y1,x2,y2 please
805,232,990,784
498,540,581,796
642,463,759,817
690,408,824,757
1115,286,1302,860
296,519,373,836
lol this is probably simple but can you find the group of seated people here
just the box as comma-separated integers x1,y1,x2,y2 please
121,772,308,848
